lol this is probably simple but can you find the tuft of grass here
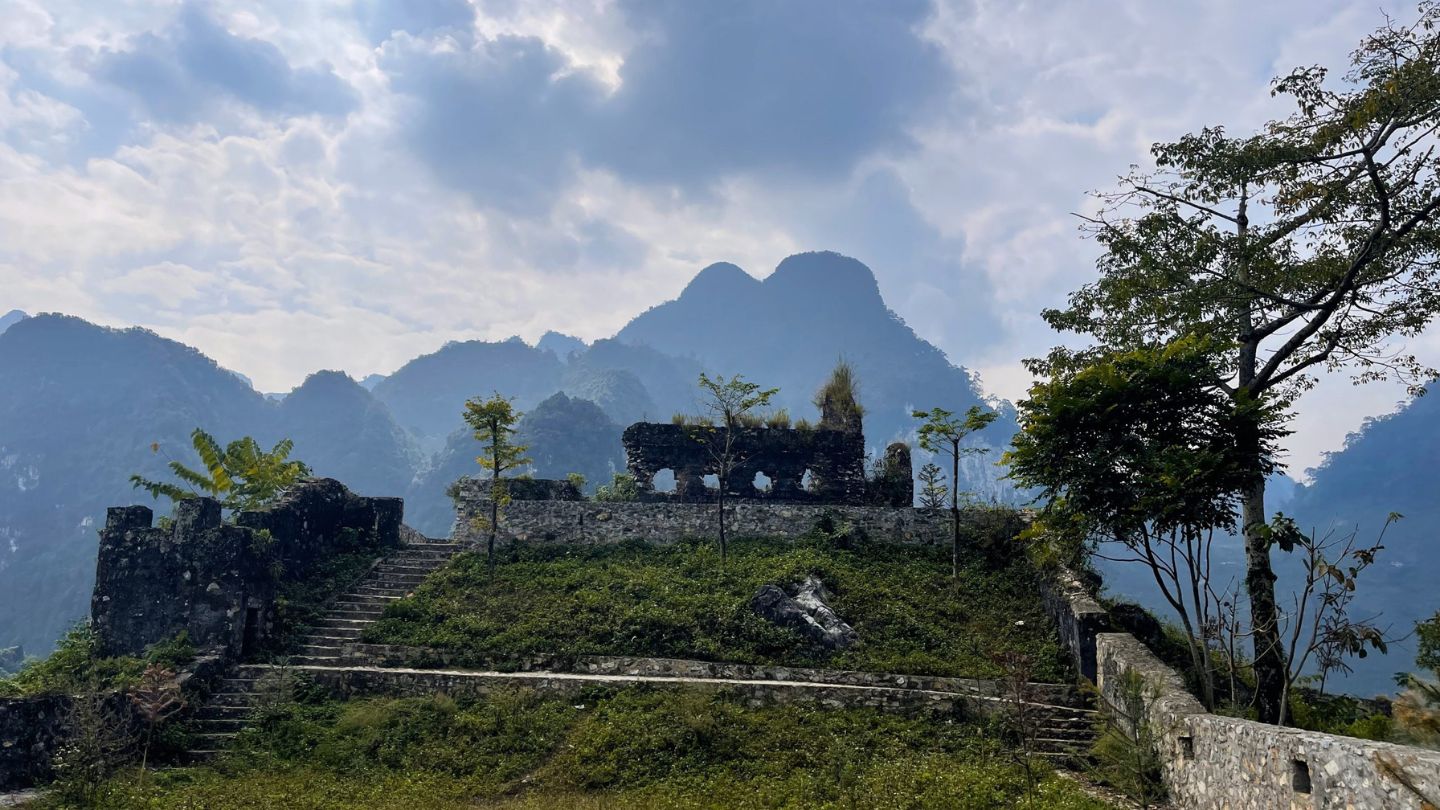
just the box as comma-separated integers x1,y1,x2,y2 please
364,535,1070,681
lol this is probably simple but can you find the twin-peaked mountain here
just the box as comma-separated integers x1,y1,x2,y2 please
0,252,1006,657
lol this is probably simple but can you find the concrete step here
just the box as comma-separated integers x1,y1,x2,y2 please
193,704,253,720
334,594,402,606
325,607,387,621
290,655,342,665
189,732,237,749
351,585,421,597
208,692,260,708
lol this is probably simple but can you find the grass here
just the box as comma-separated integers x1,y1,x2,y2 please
364,535,1071,681
0,625,193,698
50,688,1117,809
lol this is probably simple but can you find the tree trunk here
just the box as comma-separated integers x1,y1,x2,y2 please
1241,461,1285,722
950,440,960,581
489,493,498,570
718,474,727,566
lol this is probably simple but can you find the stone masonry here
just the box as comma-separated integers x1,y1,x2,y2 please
91,478,402,659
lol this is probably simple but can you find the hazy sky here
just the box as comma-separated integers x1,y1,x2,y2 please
0,0,1429,475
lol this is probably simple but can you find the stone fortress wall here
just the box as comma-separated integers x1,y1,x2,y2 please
1042,569,1440,809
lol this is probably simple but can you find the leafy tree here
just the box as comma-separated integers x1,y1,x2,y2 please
463,393,532,568
1396,612,1440,744
917,462,948,510
1035,9,1440,721
692,373,778,564
131,428,310,513
1007,339,1282,708
913,405,998,579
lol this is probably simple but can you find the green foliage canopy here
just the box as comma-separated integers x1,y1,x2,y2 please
130,428,310,513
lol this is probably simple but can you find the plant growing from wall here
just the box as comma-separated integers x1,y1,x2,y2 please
917,462,948,510
594,472,640,502
913,404,997,580
690,373,778,565
815,361,864,433
1035,7,1440,720
131,428,310,513
464,393,532,570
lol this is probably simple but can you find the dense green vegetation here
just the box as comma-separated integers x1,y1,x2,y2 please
365,536,1070,681
0,626,192,698
50,688,1115,809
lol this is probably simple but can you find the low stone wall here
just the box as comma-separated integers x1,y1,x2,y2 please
1097,632,1440,809
451,480,960,546
1042,567,1440,808
0,651,224,791
1038,567,1110,683
334,645,1085,707
283,663,1075,720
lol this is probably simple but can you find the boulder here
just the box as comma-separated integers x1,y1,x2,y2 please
750,575,857,650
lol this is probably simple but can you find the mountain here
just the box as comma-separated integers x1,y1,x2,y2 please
0,251,1081,656
276,371,419,497
537,331,588,359
616,251,1015,497
0,315,272,653
1283,390,1440,694
0,310,26,335
371,338,565,449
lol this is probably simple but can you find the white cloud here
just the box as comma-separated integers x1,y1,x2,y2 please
0,0,1432,475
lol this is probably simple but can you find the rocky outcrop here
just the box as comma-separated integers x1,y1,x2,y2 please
750,575,857,650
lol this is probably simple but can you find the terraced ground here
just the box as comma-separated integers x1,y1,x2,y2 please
48,533,1123,809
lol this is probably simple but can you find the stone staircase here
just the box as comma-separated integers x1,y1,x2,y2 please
184,540,464,758
1032,704,1100,762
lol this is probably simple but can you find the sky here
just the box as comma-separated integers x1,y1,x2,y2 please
0,0,1431,476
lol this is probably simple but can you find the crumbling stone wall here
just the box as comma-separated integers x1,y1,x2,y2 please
621,422,873,504
451,477,961,546
1042,571,1440,808
91,478,402,659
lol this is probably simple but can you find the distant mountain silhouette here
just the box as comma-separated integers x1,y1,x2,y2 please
371,338,564,449
0,310,26,335
0,251,1158,657
0,315,271,654
617,252,1016,494
277,371,419,497
1284,390,1440,694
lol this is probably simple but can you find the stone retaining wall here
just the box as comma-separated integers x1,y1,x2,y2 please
451,480,961,546
1042,569,1440,809
286,664,1071,720
334,646,1085,707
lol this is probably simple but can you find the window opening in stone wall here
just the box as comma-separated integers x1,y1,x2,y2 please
753,471,773,493
653,468,677,493
1178,736,1194,760
703,473,719,490
1291,759,1311,794
801,469,817,492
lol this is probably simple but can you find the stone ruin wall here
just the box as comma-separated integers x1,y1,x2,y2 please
91,478,402,660
450,477,952,547
1042,571,1440,809
621,422,912,507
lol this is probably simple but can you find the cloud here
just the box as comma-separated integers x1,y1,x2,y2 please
356,0,476,44
381,32,605,213
589,0,950,186
380,0,951,209
93,2,357,123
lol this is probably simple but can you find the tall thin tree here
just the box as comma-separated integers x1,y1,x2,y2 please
913,405,998,579
693,373,778,565
464,393,531,568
